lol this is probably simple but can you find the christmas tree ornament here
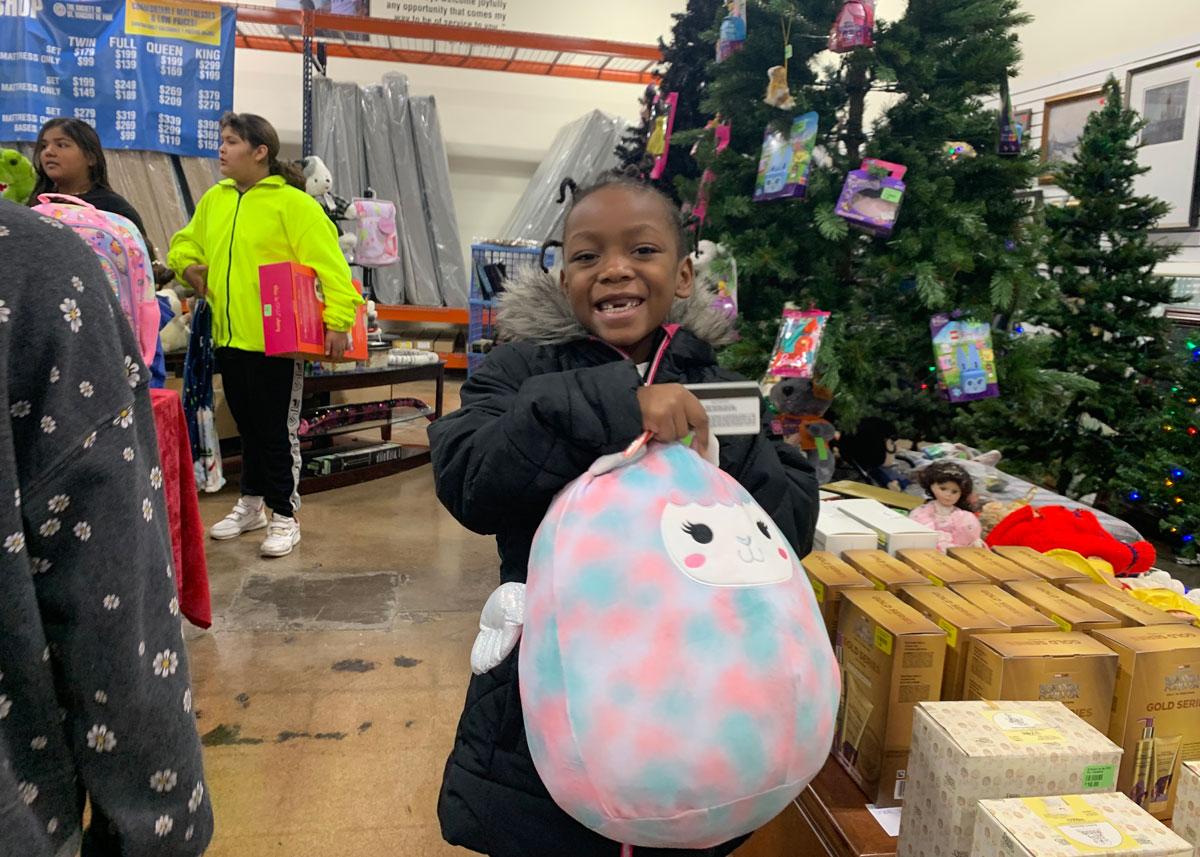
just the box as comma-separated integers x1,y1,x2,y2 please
716,0,747,62
690,117,731,228
944,141,977,161
835,158,906,236
768,309,830,378
828,0,875,53
930,313,1000,403
645,91,679,181
764,17,796,109
998,74,1022,156
754,112,819,202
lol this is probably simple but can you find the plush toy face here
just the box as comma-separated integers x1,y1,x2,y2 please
769,377,832,417
521,442,839,848
661,499,793,586
0,148,36,203
301,155,334,198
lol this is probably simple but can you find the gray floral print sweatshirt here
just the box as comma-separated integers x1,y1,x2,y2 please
0,200,213,856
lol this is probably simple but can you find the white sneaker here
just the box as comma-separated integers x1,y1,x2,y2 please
210,497,268,541
260,514,301,558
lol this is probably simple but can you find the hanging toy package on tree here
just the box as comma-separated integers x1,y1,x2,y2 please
828,0,875,53
835,158,906,237
768,308,830,378
997,74,1022,156
645,91,679,181
692,239,739,321
690,118,731,228
754,112,819,202
930,313,1001,403
716,0,747,62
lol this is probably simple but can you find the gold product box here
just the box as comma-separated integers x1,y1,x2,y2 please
1064,583,1191,628
897,700,1123,857
1091,625,1200,821
898,548,988,587
803,551,873,642
844,549,934,593
971,793,1192,857
949,546,1041,584
1173,761,1200,853
835,589,947,808
952,583,1062,633
992,545,1092,586
965,632,1118,734
823,480,925,511
1006,581,1125,633
900,585,1011,700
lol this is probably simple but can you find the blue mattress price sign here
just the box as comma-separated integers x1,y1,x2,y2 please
0,0,235,157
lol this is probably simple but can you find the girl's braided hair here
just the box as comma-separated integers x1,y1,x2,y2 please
540,168,693,272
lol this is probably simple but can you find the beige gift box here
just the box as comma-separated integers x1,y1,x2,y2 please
897,700,1122,857
970,792,1192,856
1174,760,1199,855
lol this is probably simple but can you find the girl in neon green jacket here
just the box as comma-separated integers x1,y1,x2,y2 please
169,113,362,558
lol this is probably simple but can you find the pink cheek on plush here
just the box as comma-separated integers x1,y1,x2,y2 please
778,548,789,560
685,553,706,569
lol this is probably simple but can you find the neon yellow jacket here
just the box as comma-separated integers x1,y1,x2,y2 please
168,175,363,353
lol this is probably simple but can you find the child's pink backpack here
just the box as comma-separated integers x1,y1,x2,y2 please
33,193,158,366
351,198,399,267
520,441,840,849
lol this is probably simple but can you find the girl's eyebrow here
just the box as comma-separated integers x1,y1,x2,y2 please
567,223,667,244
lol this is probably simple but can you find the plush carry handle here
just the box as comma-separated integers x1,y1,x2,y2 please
36,193,96,209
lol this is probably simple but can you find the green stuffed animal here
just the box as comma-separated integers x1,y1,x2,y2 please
0,149,36,204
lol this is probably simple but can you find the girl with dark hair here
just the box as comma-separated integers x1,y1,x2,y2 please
168,112,361,558
28,117,150,240
910,460,984,551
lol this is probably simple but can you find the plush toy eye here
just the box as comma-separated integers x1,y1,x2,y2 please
682,522,713,544
756,521,772,539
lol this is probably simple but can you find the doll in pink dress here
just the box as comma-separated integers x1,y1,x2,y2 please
909,460,983,552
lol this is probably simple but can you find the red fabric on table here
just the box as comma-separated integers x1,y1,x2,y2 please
151,388,212,628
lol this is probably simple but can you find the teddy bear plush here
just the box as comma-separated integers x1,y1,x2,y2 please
764,66,797,110
300,155,357,263
768,377,836,484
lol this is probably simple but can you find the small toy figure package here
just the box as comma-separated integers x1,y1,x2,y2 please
828,0,875,53
768,309,829,378
835,158,906,237
646,91,679,181
716,0,747,62
929,313,1000,403
998,75,1022,157
691,118,731,227
754,112,819,202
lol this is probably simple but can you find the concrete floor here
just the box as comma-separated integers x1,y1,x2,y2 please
189,379,487,856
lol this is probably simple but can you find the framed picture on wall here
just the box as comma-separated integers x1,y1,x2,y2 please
1127,52,1200,230
1039,88,1106,184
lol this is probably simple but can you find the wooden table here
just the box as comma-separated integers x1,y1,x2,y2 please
734,758,897,857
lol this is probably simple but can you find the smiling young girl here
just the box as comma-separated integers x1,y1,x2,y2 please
169,113,361,558
429,173,819,857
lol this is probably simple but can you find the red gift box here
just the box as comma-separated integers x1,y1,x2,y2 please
260,262,367,363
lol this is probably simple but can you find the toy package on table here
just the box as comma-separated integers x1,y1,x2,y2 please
767,309,829,378
929,314,999,403
835,159,906,236
754,112,819,202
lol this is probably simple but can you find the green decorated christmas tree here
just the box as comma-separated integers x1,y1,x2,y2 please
679,0,1048,438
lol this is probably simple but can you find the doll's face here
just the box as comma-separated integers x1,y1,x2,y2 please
931,481,962,508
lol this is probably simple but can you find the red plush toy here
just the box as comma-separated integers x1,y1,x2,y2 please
985,505,1155,576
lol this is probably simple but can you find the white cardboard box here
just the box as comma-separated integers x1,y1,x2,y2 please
897,701,1124,857
816,502,878,555
832,499,939,555
970,793,1192,857
1176,761,1200,856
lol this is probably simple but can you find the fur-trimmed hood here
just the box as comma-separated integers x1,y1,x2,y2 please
494,267,737,348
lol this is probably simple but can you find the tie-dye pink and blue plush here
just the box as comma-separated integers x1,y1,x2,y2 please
519,442,840,849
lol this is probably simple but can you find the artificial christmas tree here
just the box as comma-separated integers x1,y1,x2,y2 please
690,0,1045,440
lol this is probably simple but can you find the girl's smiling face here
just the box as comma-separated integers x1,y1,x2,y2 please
560,185,693,363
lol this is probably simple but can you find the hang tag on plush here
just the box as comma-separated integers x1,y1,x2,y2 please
785,44,793,60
